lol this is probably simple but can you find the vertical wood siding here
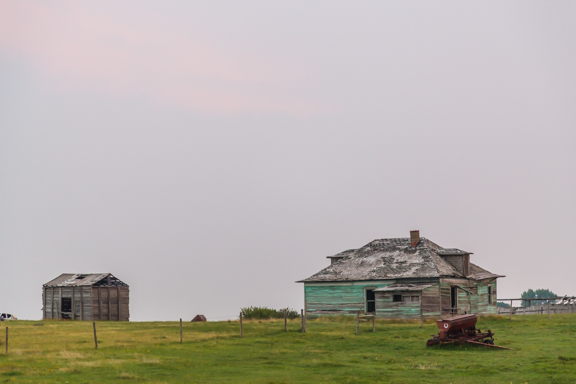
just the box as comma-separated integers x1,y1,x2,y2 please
43,285,130,321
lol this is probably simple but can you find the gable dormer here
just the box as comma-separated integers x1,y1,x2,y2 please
438,249,471,276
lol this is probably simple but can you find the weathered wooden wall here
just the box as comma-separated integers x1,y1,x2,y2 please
91,286,130,321
475,280,497,314
439,255,470,275
305,277,498,319
43,286,130,321
305,281,389,315
438,278,497,316
43,286,92,320
374,291,421,319
305,279,439,319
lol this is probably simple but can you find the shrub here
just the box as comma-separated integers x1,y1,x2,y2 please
240,307,300,320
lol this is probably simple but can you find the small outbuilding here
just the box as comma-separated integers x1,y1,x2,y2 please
43,273,130,321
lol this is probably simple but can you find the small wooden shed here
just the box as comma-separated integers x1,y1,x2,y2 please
43,273,130,321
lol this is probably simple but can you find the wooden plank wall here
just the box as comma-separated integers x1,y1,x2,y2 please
43,285,129,321
43,287,60,319
439,281,452,315
305,283,388,315
305,278,498,319
474,280,497,314
43,287,93,320
439,278,498,315
91,286,130,321
374,291,421,319
421,286,441,317
305,280,440,319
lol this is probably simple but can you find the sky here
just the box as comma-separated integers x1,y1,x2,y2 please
1,1,575,321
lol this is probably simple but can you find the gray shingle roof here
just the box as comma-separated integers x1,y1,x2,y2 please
299,237,502,283
43,273,128,287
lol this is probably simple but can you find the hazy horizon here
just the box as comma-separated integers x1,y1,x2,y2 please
1,1,575,321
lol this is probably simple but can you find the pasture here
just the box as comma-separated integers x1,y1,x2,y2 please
0,315,574,383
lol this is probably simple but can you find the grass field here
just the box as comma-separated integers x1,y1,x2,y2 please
0,315,574,383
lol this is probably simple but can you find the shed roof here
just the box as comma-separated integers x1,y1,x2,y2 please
299,237,502,283
43,273,128,287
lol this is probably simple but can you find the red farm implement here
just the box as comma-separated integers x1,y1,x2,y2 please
426,314,510,350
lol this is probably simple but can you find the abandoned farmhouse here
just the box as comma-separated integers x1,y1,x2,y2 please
298,231,503,319
43,273,130,321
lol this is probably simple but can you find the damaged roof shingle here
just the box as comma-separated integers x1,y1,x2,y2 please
43,273,129,287
299,237,501,283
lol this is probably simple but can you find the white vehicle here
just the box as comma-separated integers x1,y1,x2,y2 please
0,313,17,321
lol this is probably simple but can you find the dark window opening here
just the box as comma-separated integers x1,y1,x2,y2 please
366,290,375,313
393,294,402,302
488,286,492,304
76,274,88,280
450,286,458,314
61,298,72,319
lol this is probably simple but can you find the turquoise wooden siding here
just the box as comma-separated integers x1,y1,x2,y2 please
304,278,498,319
438,278,498,316
305,282,390,315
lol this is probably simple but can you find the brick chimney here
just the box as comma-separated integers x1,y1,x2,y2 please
410,230,420,247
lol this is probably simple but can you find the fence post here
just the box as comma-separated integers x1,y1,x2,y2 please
93,322,98,350
5,327,7,355
301,309,304,332
509,300,513,320
548,300,551,319
373,314,375,332
420,307,423,328
356,311,360,335
304,309,307,333
180,318,183,344
284,310,287,332
240,312,243,338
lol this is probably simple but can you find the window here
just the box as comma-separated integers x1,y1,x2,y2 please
366,289,376,313
393,294,402,302
411,296,420,302
488,286,493,304
403,296,411,303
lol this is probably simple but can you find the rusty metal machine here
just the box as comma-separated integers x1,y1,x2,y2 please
426,314,509,349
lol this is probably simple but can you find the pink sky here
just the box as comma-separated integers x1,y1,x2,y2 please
0,2,323,115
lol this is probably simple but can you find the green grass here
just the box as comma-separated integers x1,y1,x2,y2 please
0,315,575,383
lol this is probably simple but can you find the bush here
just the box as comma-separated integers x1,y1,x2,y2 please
240,307,300,320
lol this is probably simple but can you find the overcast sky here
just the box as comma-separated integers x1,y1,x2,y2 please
1,1,575,321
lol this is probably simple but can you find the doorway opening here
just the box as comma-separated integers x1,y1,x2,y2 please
61,297,72,319
450,286,458,314
366,289,375,313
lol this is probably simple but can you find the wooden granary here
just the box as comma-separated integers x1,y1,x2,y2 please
43,273,129,321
